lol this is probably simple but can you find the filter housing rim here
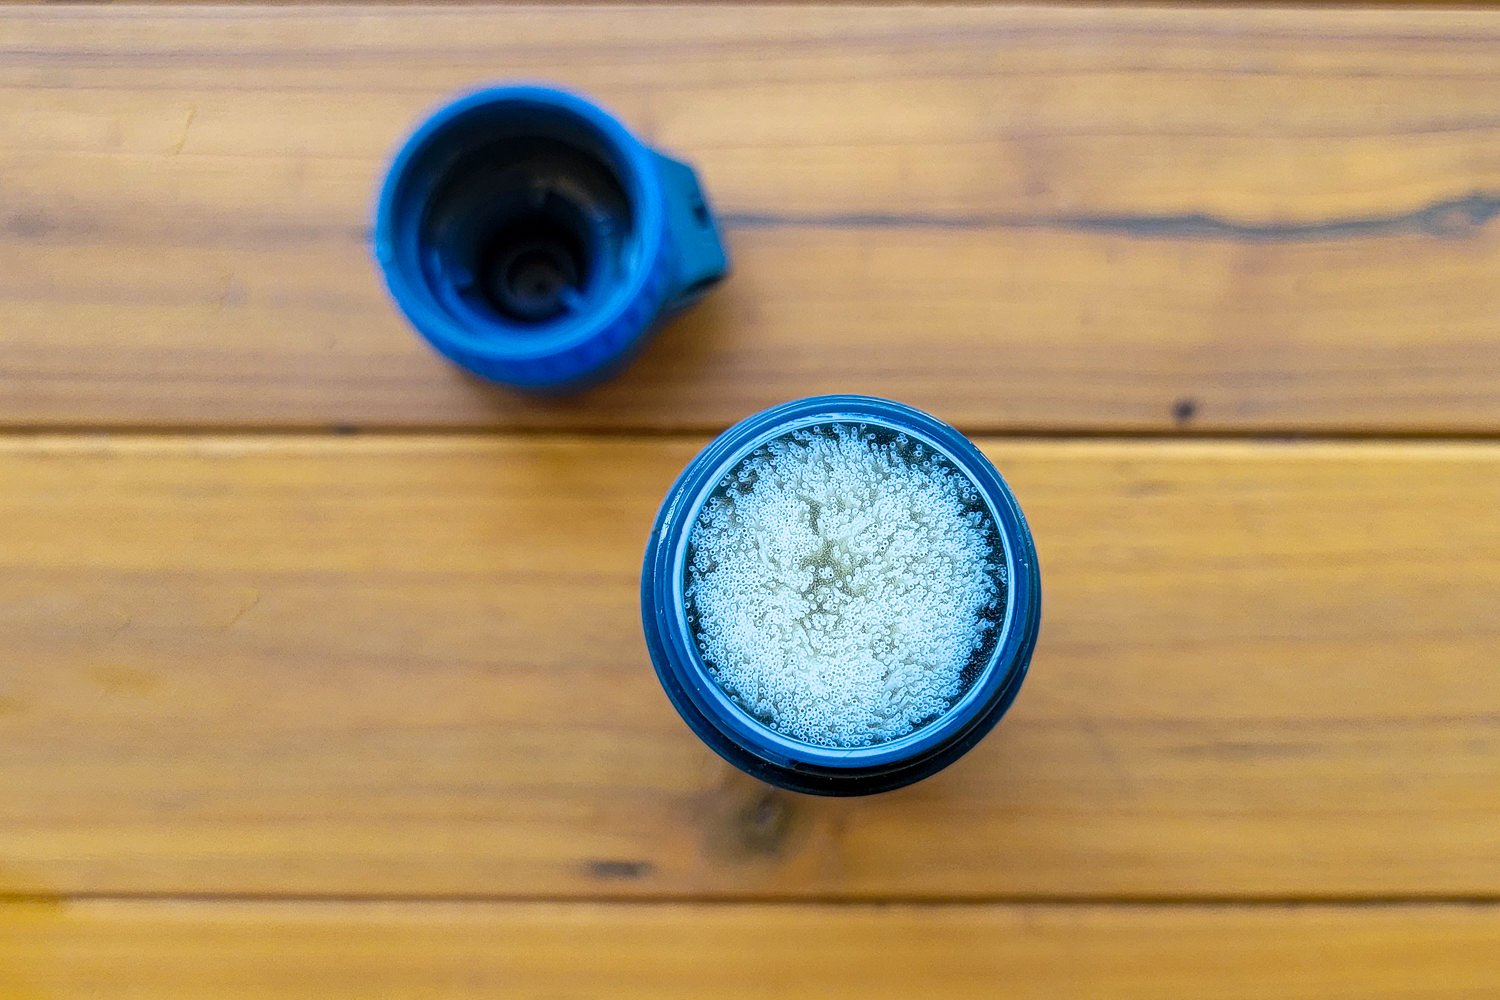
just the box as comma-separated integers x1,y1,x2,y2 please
641,395,1042,796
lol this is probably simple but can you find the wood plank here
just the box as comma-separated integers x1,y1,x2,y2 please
1,6,1498,432
0,436,1497,898
1,901,1497,1000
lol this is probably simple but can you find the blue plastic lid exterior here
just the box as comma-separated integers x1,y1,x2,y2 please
641,396,1042,795
374,85,727,390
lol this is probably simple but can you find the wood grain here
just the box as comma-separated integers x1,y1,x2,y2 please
2,6,1499,432
0,436,1495,899
0,901,1496,1000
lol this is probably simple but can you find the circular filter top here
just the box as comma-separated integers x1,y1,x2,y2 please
642,395,1040,796
683,420,1008,749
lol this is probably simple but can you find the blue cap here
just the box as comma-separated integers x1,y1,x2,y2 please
374,85,728,391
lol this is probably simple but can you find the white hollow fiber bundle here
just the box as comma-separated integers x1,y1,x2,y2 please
685,423,1004,748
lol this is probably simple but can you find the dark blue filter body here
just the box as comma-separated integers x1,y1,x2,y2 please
642,396,1041,796
374,86,728,390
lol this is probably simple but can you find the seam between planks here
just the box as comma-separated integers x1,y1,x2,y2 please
4,427,1500,443
2,893,1499,907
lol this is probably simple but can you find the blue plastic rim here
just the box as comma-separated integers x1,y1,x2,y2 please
641,395,1042,796
373,85,728,391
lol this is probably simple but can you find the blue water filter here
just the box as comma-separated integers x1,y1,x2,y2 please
374,86,728,390
642,396,1041,796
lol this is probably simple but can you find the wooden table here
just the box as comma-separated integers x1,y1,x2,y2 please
2,5,1498,996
